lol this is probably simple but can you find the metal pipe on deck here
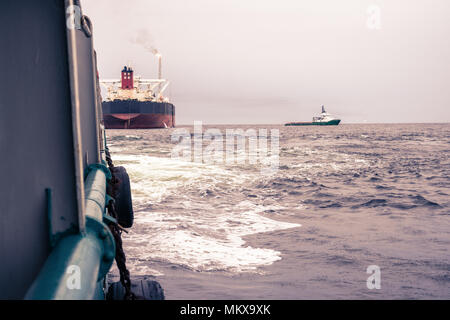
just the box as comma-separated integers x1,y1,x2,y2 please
84,166,109,221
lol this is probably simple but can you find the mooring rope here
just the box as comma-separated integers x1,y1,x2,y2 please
105,147,135,300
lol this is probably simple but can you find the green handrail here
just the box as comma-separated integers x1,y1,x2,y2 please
24,165,115,300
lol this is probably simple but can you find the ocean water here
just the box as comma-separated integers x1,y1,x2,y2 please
107,124,450,299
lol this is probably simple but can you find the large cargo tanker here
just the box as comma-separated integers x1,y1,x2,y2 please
101,66,175,129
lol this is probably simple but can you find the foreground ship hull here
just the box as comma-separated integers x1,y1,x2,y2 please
285,119,341,126
102,100,175,129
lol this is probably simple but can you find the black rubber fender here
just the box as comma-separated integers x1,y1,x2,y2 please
111,166,134,228
107,279,165,300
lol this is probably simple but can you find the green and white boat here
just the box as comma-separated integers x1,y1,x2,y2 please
285,106,341,126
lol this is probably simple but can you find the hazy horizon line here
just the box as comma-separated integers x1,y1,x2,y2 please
172,122,450,126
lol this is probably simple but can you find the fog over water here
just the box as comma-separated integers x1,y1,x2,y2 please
82,0,450,124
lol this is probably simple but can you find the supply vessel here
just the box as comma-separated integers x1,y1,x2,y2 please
285,106,341,126
101,65,175,129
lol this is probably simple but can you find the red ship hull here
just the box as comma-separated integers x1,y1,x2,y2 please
103,113,175,129
102,100,175,129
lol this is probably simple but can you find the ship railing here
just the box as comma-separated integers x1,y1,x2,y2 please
24,164,115,300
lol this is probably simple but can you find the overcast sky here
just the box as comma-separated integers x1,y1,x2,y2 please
82,0,450,124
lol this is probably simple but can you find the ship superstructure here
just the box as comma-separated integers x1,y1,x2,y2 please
312,106,341,124
102,66,171,103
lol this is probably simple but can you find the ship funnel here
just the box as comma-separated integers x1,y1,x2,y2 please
322,105,326,113
152,51,162,94
157,54,162,80
151,49,162,80
121,66,134,89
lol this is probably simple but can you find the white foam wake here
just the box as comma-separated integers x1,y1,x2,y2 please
111,154,301,273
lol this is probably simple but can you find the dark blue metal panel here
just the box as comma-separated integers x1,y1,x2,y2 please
0,0,80,299
0,0,108,299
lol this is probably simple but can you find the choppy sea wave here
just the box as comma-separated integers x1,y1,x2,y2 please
107,124,450,299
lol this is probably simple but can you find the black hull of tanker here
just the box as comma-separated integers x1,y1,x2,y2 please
102,100,175,129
